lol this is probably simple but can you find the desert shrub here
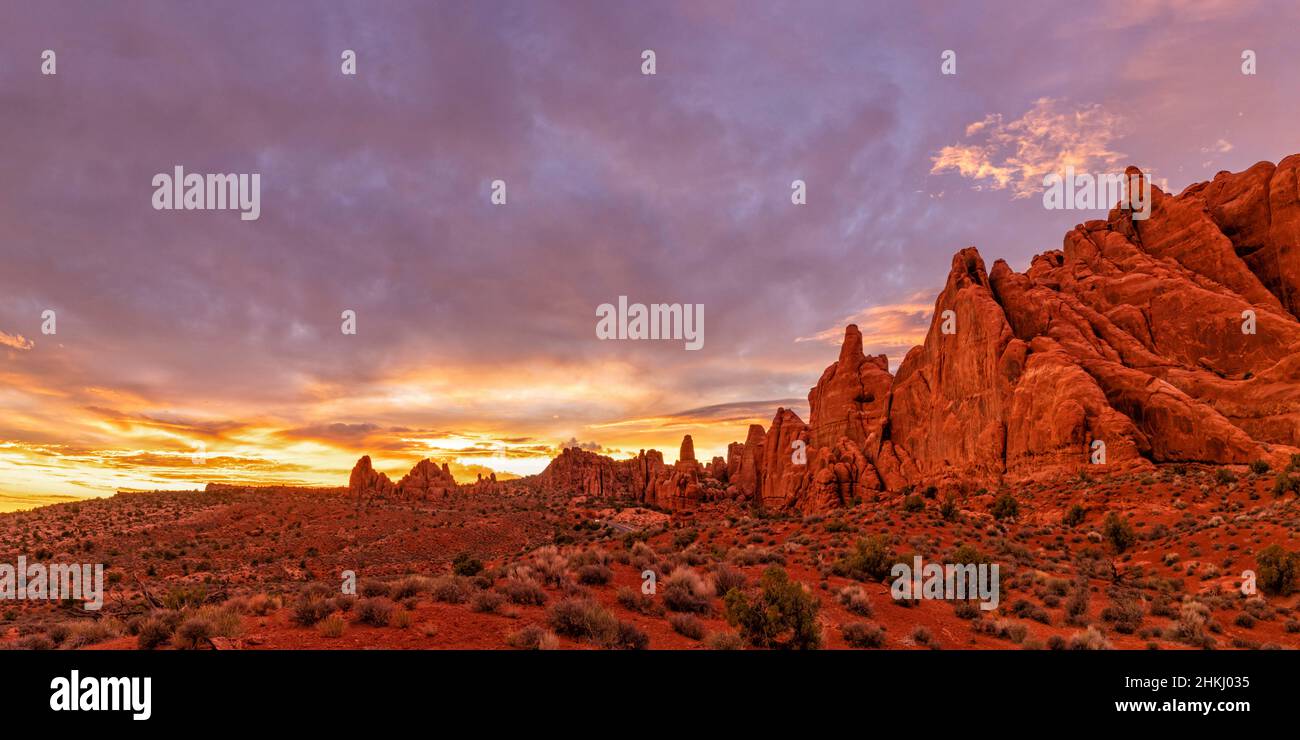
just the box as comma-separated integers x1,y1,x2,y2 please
528,546,570,586
712,563,747,596
1255,544,1300,595
471,590,505,613
1215,468,1238,485
728,546,786,567
1273,472,1300,497
1064,581,1090,625
833,535,895,582
672,528,699,550
972,618,1027,644
547,597,617,643
1102,512,1136,553
47,623,71,645
576,563,614,586
193,605,241,638
910,625,935,647
1063,504,1086,527
291,596,334,627
173,616,214,649
161,584,207,611
430,575,475,604
247,593,279,616
616,586,661,615
452,552,484,577
841,622,886,648
1011,599,1051,624
991,492,1019,521
1101,592,1145,634
705,631,744,650
669,613,706,640
1249,460,1271,475
355,597,395,627
393,610,414,629
359,579,390,598
506,624,559,650
1165,598,1216,649
950,543,989,565
390,575,432,600
607,621,649,650
723,566,821,650
17,634,55,650
64,619,123,649
317,615,346,638
940,495,958,521
836,585,874,617
136,616,174,650
663,568,713,613
1068,625,1113,650
499,574,548,606
902,494,925,513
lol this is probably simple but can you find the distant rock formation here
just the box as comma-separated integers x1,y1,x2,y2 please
396,459,458,499
348,456,459,506
348,455,395,508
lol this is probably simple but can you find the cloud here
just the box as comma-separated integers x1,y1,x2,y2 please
0,331,34,351
931,98,1128,198
798,297,935,368
276,422,384,445
557,437,603,453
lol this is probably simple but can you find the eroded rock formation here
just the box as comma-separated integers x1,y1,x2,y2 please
359,157,1300,516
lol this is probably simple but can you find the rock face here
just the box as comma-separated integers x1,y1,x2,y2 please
397,459,458,499
355,156,1300,515
348,456,460,505
348,455,395,507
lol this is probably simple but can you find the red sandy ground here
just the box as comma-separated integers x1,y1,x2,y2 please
2,464,1298,650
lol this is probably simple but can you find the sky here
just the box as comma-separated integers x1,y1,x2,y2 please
2,0,1298,506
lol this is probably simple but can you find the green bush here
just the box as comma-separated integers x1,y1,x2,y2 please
1102,512,1136,553
1256,545,1300,595
1273,472,1300,497
452,552,484,577
991,492,1019,521
723,566,821,650
940,495,958,521
832,535,896,582
1063,504,1086,527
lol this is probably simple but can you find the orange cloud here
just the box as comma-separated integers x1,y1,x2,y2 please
931,98,1129,198
0,331,34,351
